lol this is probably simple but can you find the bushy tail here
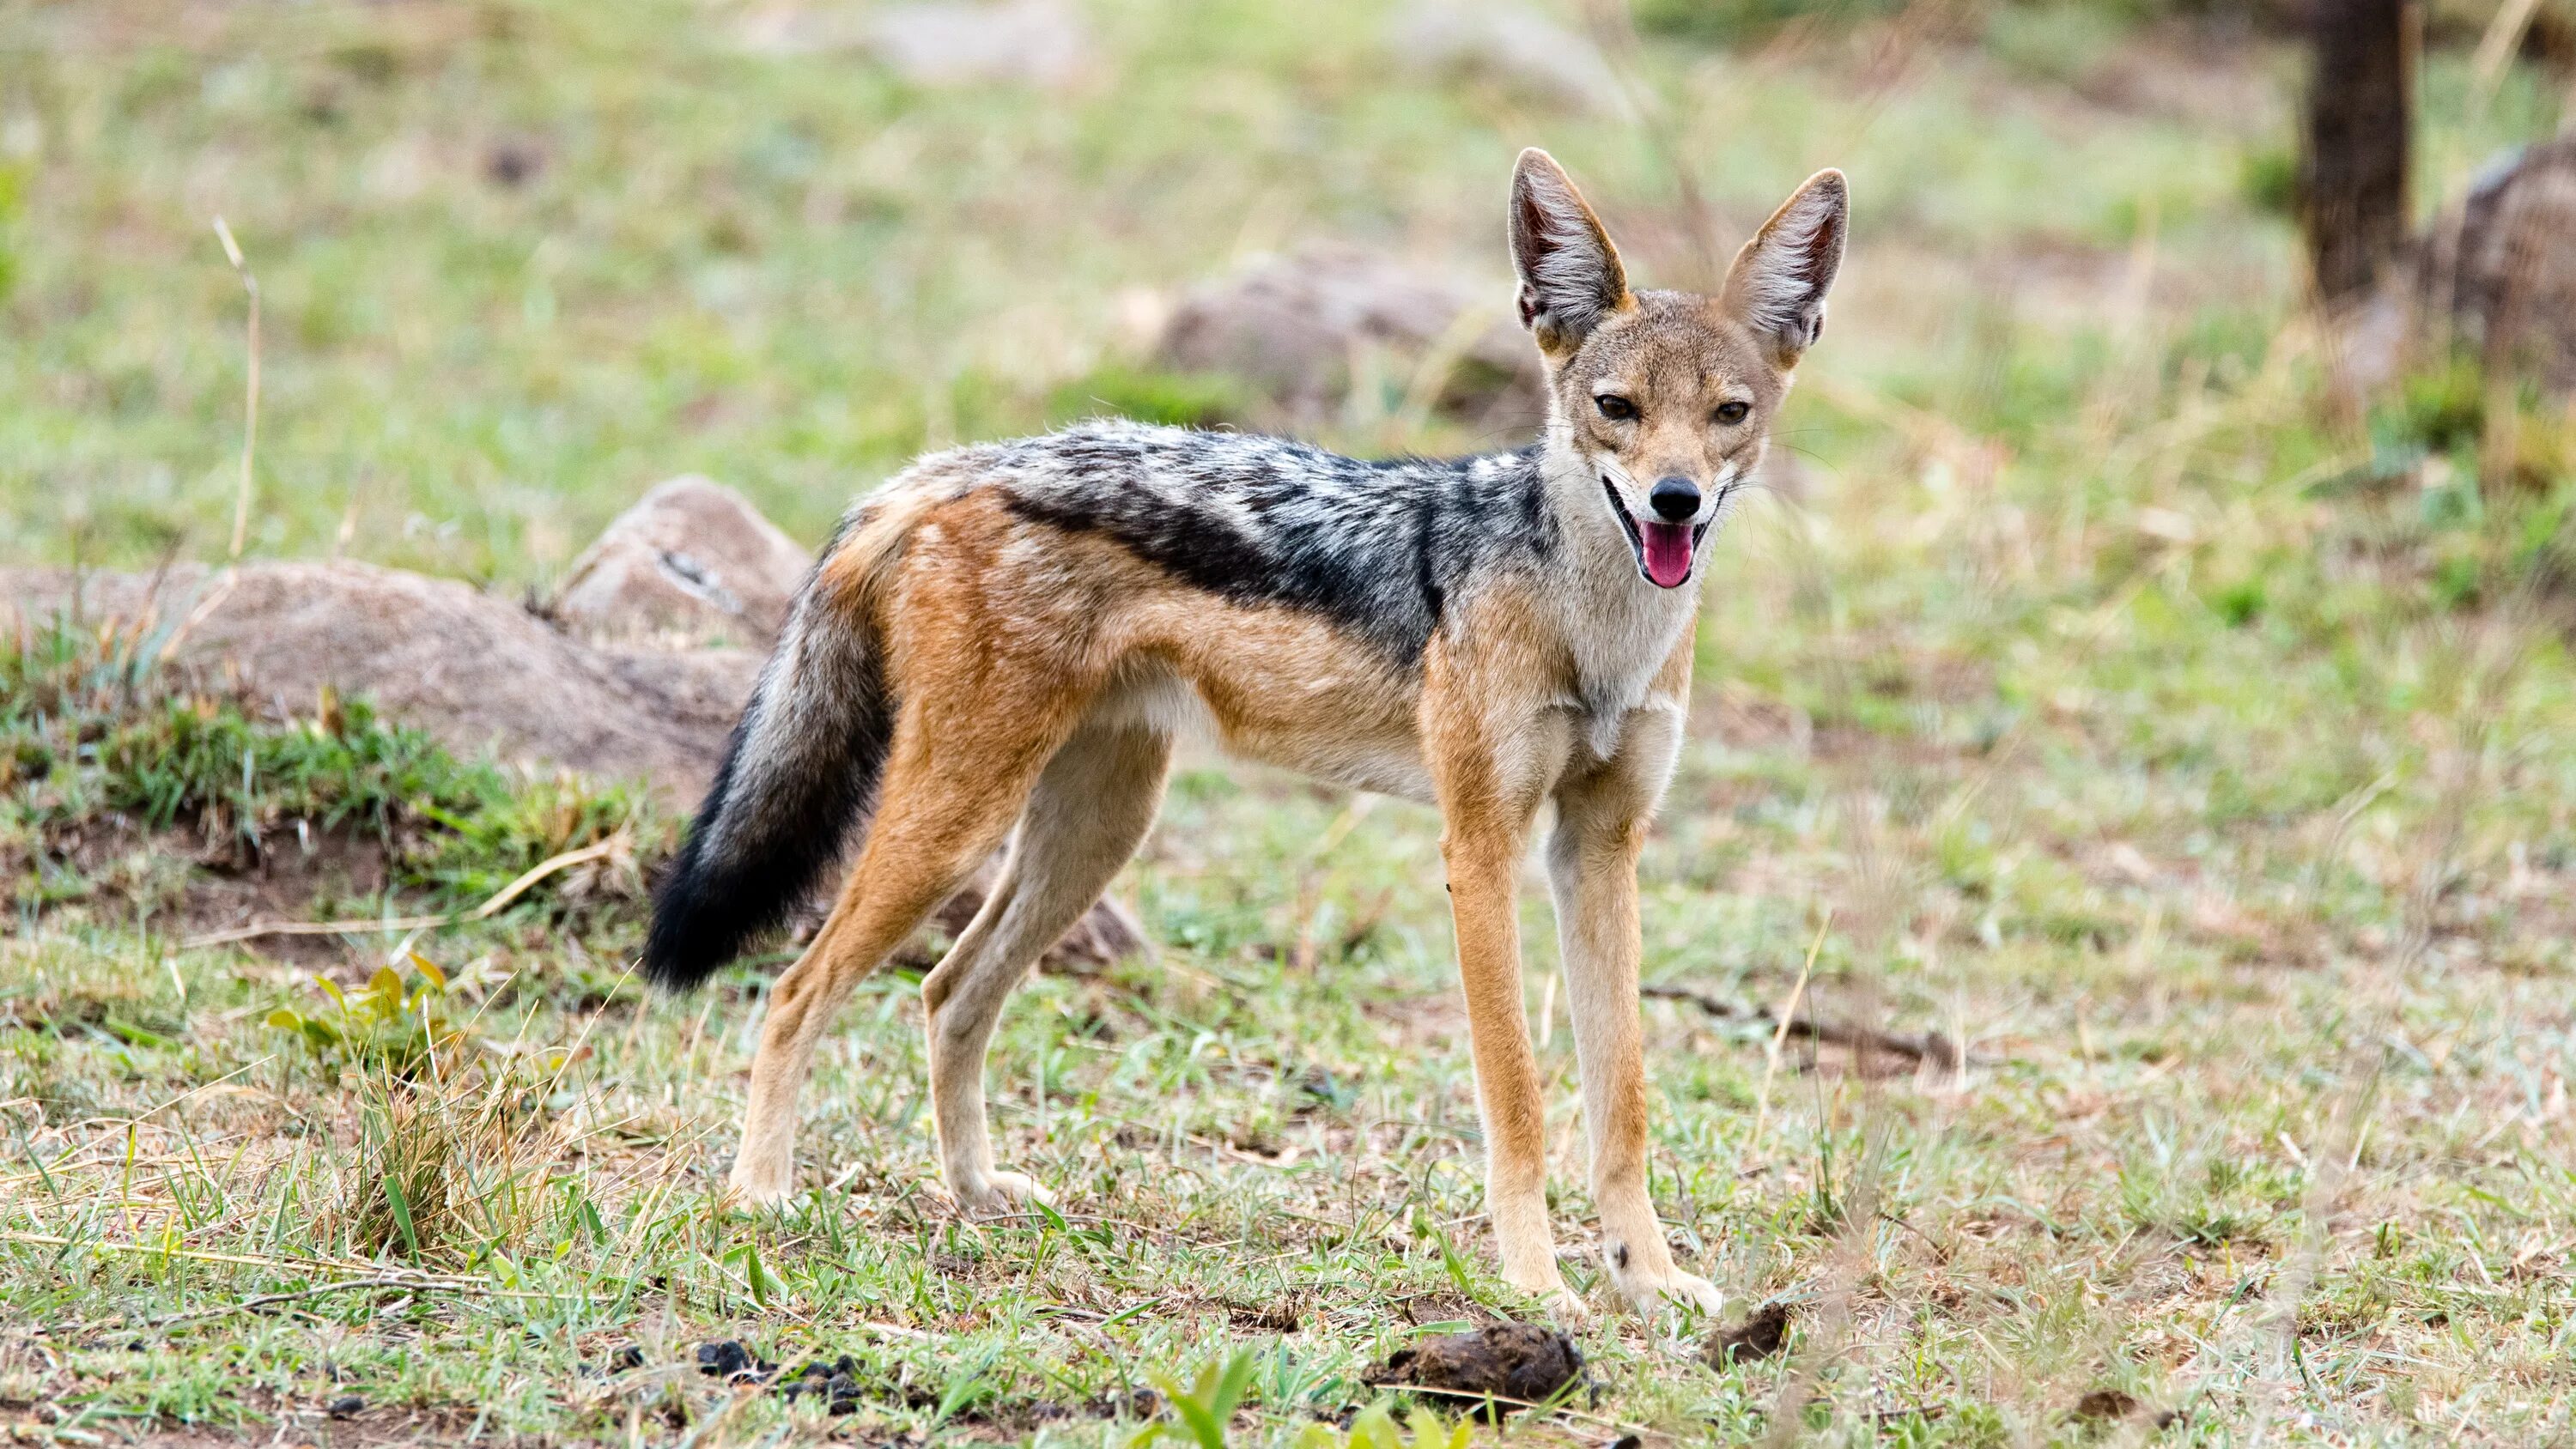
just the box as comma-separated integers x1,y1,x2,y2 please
642,511,900,991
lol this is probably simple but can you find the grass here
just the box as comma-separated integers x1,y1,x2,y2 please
7,0,2576,1444
0,616,664,928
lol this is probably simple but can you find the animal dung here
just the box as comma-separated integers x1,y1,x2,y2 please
694,1338,777,1383
1704,1300,1792,1369
1368,1321,1588,1417
775,1356,867,1416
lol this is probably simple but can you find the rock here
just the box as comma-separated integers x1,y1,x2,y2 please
3,561,757,801
1388,1,1625,116
868,0,1088,87
1367,1321,1586,1418
550,476,814,647
738,0,1090,87
2416,131,2576,395
1157,246,1546,433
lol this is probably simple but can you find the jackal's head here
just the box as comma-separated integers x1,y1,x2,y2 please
1509,149,1846,589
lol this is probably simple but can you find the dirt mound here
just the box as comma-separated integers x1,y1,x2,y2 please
1157,246,1546,433
9,561,756,799
4,477,1145,968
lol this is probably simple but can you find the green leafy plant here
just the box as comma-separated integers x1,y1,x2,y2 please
1143,1351,1258,1449
267,955,459,1077
1295,1404,1471,1449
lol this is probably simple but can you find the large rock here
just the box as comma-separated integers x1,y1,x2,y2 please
1388,1,1625,117
8,561,757,798
866,0,1088,87
734,0,1089,88
1157,246,1548,433
2417,131,2576,395
550,476,813,647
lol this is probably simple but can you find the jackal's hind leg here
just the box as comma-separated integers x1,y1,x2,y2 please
924,723,1170,1212
727,703,1066,1210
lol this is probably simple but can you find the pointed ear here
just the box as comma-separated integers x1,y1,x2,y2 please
1720,169,1848,365
1510,148,1630,359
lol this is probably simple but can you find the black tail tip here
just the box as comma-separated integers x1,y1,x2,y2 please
640,919,727,994
641,856,757,993
640,949,715,994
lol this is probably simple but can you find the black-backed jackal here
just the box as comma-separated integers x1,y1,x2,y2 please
646,149,1848,1319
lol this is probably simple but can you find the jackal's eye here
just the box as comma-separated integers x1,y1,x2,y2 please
1595,394,1637,421
1713,401,1751,426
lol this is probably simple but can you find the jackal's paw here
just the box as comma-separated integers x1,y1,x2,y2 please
724,1155,795,1211
1501,1264,1589,1324
1607,1259,1722,1320
953,1168,1055,1215
1540,1284,1590,1323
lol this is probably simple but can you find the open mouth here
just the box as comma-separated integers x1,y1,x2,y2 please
1602,476,1711,590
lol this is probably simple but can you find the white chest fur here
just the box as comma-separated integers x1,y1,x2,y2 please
1541,467,1701,762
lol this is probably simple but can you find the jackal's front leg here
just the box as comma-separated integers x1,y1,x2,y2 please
1442,809,1578,1316
1423,616,1585,1313
1549,756,1721,1319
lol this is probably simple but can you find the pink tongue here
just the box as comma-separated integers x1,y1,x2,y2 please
1641,521,1694,588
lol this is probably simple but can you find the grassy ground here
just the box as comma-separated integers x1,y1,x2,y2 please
9,0,2576,1444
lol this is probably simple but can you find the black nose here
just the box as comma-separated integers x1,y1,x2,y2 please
1649,476,1701,522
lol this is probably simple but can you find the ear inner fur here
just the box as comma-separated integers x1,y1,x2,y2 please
1721,167,1849,362
1510,148,1633,358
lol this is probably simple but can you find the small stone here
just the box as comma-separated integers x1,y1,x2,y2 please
2416,131,2576,397
482,138,546,189
696,1339,774,1382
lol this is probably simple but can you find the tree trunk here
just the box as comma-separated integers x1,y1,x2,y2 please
2300,0,2415,306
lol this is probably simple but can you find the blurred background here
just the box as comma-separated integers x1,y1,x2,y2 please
9,0,2576,1437
4,0,2564,582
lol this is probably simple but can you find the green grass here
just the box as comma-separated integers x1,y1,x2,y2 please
0,617,665,927
8,0,2576,1444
